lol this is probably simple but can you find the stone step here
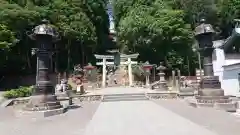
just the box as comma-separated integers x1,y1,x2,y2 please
103,93,148,102
178,92,195,97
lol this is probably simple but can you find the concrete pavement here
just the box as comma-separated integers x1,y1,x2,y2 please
83,100,218,135
154,99,240,135
0,102,100,135
1,87,240,135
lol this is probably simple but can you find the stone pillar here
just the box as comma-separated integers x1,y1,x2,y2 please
146,74,150,87
128,58,133,86
172,70,176,89
102,58,106,87
177,69,181,90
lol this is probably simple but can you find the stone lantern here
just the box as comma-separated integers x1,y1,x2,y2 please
84,63,96,73
142,61,153,87
156,62,168,91
194,18,224,96
84,63,97,84
25,19,63,113
73,65,85,94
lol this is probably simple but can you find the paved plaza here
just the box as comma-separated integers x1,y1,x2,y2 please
0,87,240,135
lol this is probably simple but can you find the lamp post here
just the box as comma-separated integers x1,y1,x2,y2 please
142,61,153,87
25,19,62,111
194,18,224,96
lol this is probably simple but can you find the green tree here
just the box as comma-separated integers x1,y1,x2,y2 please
0,24,17,49
115,0,195,74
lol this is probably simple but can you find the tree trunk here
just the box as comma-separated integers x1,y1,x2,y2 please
67,40,71,78
81,41,85,66
26,51,31,70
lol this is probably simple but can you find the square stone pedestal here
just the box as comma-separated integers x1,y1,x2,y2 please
186,96,237,112
16,108,66,118
186,76,237,112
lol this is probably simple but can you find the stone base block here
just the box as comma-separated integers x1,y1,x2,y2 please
150,81,168,91
25,95,62,111
198,88,224,96
178,88,195,97
187,99,214,108
16,107,66,118
200,76,221,89
195,95,231,103
186,96,237,112
214,102,237,112
178,92,195,97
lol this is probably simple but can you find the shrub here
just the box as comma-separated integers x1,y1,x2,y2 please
3,86,33,99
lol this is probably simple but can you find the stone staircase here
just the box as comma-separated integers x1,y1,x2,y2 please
102,93,148,102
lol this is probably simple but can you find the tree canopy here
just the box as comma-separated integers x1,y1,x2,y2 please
0,0,239,76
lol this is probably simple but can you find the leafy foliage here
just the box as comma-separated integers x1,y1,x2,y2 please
3,86,33,99
0,0,239,77
0,24,18,49
116,0,194,72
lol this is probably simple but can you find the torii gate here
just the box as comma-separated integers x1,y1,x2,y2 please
95,53,139,87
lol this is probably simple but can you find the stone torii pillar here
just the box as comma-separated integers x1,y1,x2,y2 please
95,55,114,88
120,54,139,86
95,53,139,87
128,58,133,86
96,60,138,86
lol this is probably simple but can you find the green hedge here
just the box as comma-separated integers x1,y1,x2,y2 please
3,86,33,99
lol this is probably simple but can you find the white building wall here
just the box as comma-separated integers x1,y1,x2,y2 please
213,49,240,83
213,48,225,82
222,67,240,97
224,59,240,66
